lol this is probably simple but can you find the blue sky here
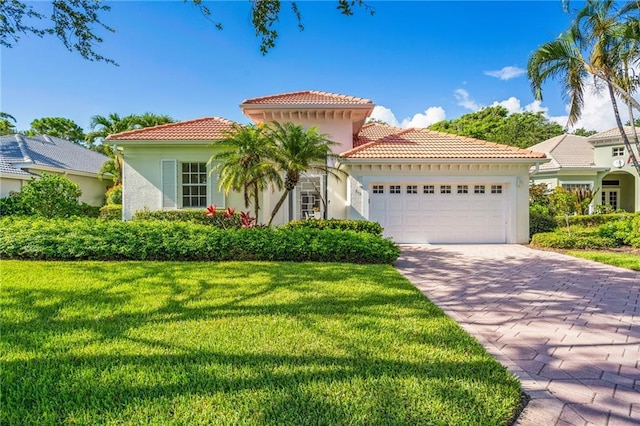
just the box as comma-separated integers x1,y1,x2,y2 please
1,1,625,133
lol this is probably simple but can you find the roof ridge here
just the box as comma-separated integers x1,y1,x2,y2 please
106,116,236,140
14,134,33,163
242,90,372,105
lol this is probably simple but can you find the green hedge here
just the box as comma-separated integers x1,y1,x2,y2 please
530,211,557,236
99,204,122,220
282,219,383,236
0,217,400,264
555,212,636,227
132,209,242,228
530,232,618,249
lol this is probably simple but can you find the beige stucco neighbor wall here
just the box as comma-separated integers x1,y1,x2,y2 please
0,177,24,198
66,174,110,206
0,171,109,206
121,145,246,220
345,162,533,244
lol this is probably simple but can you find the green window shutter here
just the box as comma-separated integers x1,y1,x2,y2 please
208,162,225,208
161,159,177,209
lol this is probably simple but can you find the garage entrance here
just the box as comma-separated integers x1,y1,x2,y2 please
369,182,508,243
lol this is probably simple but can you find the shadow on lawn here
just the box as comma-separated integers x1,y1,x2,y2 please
1,261,519,425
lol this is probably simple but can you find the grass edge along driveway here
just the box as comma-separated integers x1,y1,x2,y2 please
1,260,522,425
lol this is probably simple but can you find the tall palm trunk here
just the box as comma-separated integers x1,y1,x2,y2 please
607,82,640,174
252,181,260,222
268,189,291,226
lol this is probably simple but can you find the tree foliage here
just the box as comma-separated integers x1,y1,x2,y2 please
24,116,85,144
212,124,280,221
1,0,116,64
428,106,565,148
528,0,640,175
1,1,373,62
18,173,82,218
572,127,598,137
0,112,17,135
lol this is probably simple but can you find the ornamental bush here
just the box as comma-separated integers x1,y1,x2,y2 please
0,217,400,264
529,205,557,237
99,204,122,220
555,212,635,227
530,232,618,249
132,208,242,228
19,173,82,218
282,219,384,236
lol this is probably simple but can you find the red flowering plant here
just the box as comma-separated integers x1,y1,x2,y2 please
203,205,241,229
239,211,256,228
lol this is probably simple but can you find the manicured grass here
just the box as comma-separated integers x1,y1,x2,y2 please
565,250,640,271
1,261,522,425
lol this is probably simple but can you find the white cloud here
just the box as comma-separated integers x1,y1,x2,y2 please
369,105,400,127
565,81,629,131
369,105,446,129
401,107,446,128
454,89,481,111
484,66,526,81
491,97,522,114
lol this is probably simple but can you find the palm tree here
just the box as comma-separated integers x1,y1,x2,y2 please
528,0,640,175
212,124,281,221
86,113,175,187
264,122,343,226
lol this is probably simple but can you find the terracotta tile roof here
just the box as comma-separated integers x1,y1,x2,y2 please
107,117,238,141
588,126,640,141
354,123,404,147
242,90,372,105
529,134,595,170
342,124,547,159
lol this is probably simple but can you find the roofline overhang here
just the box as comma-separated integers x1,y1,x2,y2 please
24,164,106,178
530,166,609,175
339,157,550,165
111,139,221,146
0,171,33,179
240,103,374,111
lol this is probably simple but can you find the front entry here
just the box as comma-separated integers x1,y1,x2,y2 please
601,188,620,211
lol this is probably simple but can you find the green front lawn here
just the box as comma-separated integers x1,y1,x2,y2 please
565,250,640,271
1,261,522,425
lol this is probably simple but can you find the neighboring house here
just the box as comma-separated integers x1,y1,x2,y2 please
0,134,111,206
108,90,548,244
530,128,640,212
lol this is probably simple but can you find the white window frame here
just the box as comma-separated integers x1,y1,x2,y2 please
560,181,593,192
612,147,625,157
180,162,208,209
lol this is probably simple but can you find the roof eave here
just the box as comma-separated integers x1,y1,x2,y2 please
112,139,222,146
340,157,550,165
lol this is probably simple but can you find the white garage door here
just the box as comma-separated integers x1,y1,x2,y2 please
369,182,508,244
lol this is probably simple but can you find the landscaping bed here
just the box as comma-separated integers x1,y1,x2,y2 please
0,217,399,264
1,261,523,425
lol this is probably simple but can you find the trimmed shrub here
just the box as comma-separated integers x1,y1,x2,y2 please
79,203,101,218
530,209,557,236
20,173,82,218
105,184,122,205
99,204,122,220
555,213,636,227
132,208,242,228
531,232,618,249
0,193,28,216
282,219,384,236
0,217,400,264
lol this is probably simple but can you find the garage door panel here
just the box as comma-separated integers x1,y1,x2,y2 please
369,182,508,244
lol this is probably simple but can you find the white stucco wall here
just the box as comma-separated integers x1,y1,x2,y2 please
122,145,249,220
345,162,533,244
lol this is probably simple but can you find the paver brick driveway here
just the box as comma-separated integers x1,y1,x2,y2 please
395,245,639,426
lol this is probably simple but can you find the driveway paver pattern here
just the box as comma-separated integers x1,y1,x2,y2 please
395,245,640,426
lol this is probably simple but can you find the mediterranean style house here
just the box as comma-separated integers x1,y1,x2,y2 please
107,90,548,244
0,134,110,206
530,128,640,213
